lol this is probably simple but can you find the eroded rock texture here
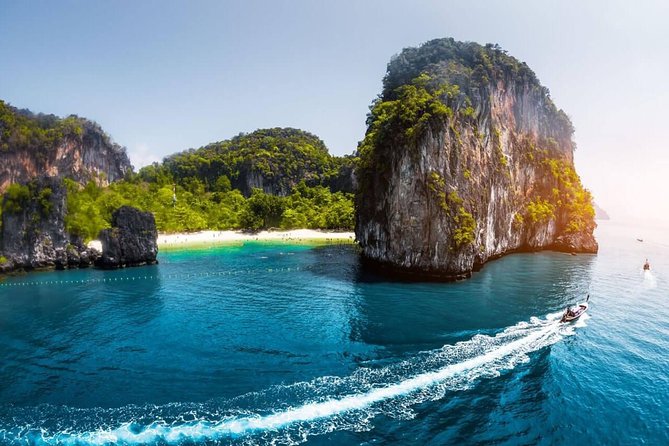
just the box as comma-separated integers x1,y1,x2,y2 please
96,206,158,268
356,38,597,280
0,177,100,273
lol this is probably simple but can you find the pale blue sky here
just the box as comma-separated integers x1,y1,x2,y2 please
1,1,668,222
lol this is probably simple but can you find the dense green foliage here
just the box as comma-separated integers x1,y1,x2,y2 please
63,178,354,241
1,183,31,214
445,190,476,248
0,100,84,155
141,128,353,195
239,189,285,231
0,106,354,244
384,39,538,95
544,158,595,233
281,183,355,230
40,127,356,240
382,38,573,137
522,156,594,232
526,198,555,223
359,74,459,170
0,181,58,234
426,172,476,248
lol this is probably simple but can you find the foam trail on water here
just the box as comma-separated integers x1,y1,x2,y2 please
6,312,581,446
643,270,657,289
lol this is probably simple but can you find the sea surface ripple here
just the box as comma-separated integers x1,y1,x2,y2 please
0,221,667,445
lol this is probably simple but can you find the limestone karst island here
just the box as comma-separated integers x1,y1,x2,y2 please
356,39,597,279
0,39,596,280
2,3,667,445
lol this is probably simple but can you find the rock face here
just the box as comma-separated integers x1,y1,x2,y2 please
0,177,100,273
356,38,597,280
0,182,158,274
96,206,158,268
325,156,358,194
0,101,133,194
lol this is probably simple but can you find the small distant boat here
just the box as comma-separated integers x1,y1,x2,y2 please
643,259,651,271
560,295,589,323
637,238,644,242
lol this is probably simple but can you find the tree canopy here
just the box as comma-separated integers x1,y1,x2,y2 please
381,38,574,139
63,179,354,240
0,115,357,239
0,100,84,154
57,127,356,240
141,127,354,196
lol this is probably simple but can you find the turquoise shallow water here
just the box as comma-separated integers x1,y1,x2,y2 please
0,221,668,445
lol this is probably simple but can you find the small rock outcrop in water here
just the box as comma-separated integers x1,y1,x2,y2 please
96,206,158,268
356,38,598,280
0,100,132,194
0,177,100,273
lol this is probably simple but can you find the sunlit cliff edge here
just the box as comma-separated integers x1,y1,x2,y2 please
355,38,597,280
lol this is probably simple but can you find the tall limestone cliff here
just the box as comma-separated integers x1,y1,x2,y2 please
356,38,597,280
0,101,132,193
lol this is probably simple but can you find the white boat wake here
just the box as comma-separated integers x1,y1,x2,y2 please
643,269,657,289
1,311,587,446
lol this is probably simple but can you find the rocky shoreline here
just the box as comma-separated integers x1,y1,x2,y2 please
361,245,597,282
96,206,158,269
0,179,158,275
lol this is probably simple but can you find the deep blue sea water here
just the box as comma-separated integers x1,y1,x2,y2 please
0,220,668,445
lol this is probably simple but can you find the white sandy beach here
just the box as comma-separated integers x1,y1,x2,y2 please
156,229,355,249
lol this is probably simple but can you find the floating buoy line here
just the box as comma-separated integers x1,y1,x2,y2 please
0,266,315,288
